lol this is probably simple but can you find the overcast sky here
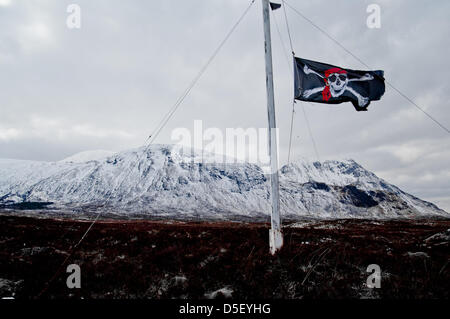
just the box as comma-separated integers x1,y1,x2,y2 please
0,0,449,211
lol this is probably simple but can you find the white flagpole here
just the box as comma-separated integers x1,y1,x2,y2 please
262,0,283,254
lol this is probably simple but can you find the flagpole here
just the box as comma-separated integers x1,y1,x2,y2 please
262,0,283,255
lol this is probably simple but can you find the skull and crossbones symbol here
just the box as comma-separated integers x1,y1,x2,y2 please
302,65,374,107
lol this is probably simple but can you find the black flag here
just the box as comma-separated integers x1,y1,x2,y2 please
294,57,385,111
269,2,282,10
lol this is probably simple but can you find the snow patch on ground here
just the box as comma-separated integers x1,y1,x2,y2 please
204,287,233,299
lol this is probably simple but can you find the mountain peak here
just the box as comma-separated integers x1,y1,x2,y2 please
0,144,448,219
61,150,116,163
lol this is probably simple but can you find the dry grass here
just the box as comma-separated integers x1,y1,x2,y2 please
0,215,449,299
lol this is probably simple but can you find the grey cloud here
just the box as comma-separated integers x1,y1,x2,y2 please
0,0,449,211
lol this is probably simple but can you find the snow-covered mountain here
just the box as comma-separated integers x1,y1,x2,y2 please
0,144,447,220
60,150,116,163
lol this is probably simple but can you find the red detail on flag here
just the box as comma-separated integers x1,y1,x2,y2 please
324,67,347,78
322,87,331,101
321,67,347,101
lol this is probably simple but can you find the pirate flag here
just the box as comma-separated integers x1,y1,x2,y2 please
294,57,385,111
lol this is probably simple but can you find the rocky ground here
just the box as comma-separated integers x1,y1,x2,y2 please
0,214,449,299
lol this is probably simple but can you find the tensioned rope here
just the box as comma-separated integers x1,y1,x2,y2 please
300,102,320,161
283,0,450,135
281,0,294,55
273,4,321,163
272,11,291,67
36,0,256,298
281,0,298,165
272,7,297,165
272,11,297,164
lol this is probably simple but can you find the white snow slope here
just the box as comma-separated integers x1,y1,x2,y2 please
0,144,448,220
60,150,116,163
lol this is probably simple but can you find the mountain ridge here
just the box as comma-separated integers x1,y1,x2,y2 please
0,144,447,220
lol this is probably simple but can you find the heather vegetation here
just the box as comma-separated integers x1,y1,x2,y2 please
0,215,448,299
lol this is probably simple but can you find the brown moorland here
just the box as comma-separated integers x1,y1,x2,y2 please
0,214,449,299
